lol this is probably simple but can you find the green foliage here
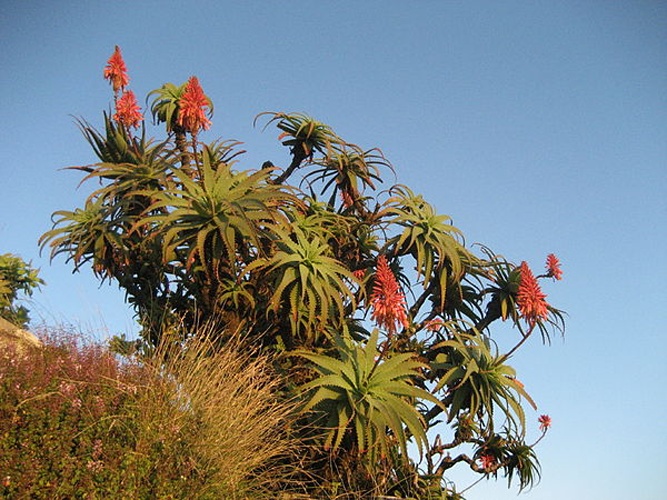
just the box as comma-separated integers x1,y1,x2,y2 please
1,330,198,498
504,438,542,491
385,185,466,289
297,329,439,463
256,111,338,161
41,197,123,277
75,113,150,165
0,253,44,327
431,331,536,436
248,227,357,341
141,153,296,276
39,51,567,498
148,82,186,131
305,144,389,210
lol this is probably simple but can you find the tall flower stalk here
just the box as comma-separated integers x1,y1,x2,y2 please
103,46,129,96
104,46,143,136
370,255,409,336
516,261,549,325
545,253,563,280
113,90,142,129
175,76,212,174
177,76,212,137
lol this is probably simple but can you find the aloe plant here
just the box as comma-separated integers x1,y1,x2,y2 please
41,47,566,498
297,329,441,464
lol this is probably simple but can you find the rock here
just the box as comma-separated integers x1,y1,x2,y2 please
0,316,42,353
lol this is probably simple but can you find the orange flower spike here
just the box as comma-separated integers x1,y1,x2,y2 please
370,255,409,335
177,76,212,135
424,319,444,332
517,261,549,324
479,453,497,470
103,46,129,93
538,414,552,432
545,253,563,280
113,90,143,129
340,190,354,209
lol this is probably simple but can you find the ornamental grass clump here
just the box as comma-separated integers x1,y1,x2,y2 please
145,326,303,499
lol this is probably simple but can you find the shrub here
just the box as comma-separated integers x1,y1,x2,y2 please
0,326,300,499
0,253,44,328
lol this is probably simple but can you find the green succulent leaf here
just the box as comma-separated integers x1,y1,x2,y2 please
384,185,471,311
430,331,536,436
250,226,357,340
297,329,441,462
138,153,298,277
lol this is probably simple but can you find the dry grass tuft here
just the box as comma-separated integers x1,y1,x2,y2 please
145,326,304,499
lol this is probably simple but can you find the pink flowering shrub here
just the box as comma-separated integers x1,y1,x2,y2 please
0,326,297,499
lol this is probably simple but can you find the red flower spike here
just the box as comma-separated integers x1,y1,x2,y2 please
479,453,496,470
538,414,552,432
113,90,143,129
340,190,354,208
424,319,445,332
517,261,549,324
370,255,409,336
176,76,212,135
103,46,129,93
545,253,563,280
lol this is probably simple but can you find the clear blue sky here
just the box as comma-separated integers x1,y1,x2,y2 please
1,1,665,498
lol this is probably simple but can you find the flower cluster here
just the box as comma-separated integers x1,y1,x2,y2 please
545,253,563,280
479,452,497,471
103,46,129,94
176,76,212,136
103,46,143,130
340,190,354,209
538,414,552,432
370,255,409,336
424,318,445,332
86,439,104,473
112,90,142,129
517,261,549,324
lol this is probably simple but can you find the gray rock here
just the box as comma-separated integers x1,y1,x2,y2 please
0,316,42,353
